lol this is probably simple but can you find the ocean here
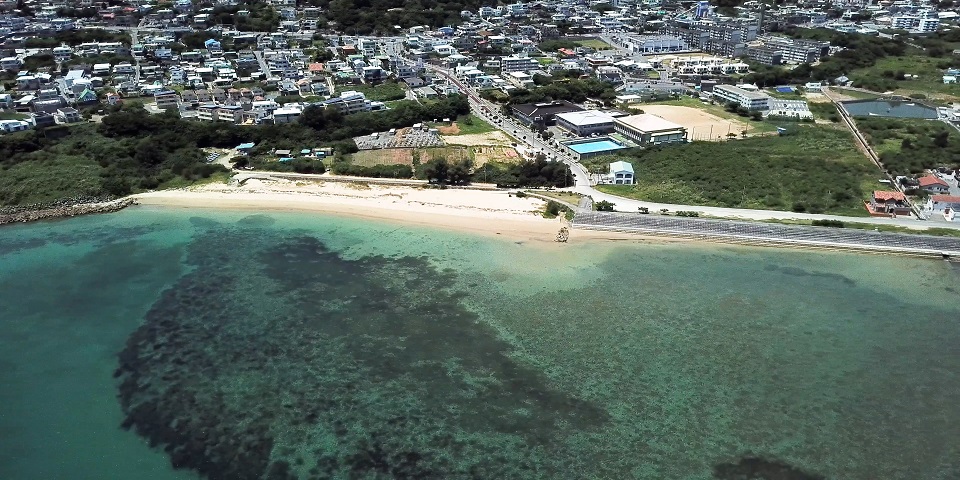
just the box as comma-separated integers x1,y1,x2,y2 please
0,206,958,480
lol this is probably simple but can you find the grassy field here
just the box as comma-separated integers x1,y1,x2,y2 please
347,146,471,168
435,114,496,136
830,87,880,100
848,55,960,101
759,218,960,238
590,125,883,216
342,82,406,101
526,190,583,206
575,39,611,50
0,111,29,120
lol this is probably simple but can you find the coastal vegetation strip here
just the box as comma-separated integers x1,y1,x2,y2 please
0,96,471,207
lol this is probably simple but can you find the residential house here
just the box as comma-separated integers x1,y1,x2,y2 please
869,190,912,216
918,175,950,194
76,89,99,105
926,194,960,218
0,119,31,133
56,107,81,123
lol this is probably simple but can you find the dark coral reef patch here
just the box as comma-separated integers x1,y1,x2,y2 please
115,228,606,479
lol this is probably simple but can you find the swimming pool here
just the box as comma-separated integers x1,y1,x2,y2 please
567,140,628,154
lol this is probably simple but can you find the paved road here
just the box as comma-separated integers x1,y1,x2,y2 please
253,49,271,77
574,211,960,256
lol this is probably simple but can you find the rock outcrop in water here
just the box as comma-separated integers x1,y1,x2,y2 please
0,196,136,225
115,226,607,479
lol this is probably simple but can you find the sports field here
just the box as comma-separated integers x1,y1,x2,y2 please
641,105,751,141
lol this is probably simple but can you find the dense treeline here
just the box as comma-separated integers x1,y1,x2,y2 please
298,95,470,141
745,28,908,87
23,29,129,48
0,109,227,205
208,1,279,32
308,0,496,34
503,79,617,105
857,117,960,175
475,157,572,188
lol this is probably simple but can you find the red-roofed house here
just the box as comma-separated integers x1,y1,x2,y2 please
918,175,950,194
308,63,324,73
869,190,911,216
925,194,960,218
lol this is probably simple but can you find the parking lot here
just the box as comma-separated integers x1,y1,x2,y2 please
353,127,445,150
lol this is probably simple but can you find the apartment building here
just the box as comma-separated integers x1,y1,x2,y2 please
757,36,830,64
320,91,372,114
154,90,180,110
712,84,770,111
746,46,783,66
500,55,539,74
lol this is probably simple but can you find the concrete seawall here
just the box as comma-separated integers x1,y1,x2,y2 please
573,211,960,258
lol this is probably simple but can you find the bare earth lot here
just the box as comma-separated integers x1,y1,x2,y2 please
442,131,513,146
641,105,750,141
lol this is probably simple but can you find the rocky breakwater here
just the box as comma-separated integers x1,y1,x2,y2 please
0,196,137,226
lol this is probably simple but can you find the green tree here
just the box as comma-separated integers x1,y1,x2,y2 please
595,200,615,212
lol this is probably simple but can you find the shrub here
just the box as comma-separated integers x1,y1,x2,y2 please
812,219,845,228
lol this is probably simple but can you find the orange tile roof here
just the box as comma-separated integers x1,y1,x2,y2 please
873,190,905,201
919,175,948,187
931,194,960,202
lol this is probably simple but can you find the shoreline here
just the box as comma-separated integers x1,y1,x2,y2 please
5,180,950,259
130,184,660,245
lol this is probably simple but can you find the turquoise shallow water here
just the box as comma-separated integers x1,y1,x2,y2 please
0,206,958,479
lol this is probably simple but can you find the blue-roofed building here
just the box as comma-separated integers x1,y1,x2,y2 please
204,39,222,52
236,142,256,152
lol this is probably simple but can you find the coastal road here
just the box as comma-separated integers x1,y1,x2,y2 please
427,65,591,187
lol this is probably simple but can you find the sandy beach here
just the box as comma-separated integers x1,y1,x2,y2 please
132,178,649,244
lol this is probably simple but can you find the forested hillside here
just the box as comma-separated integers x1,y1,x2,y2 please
308,0,497,34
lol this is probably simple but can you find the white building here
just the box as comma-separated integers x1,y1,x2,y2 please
0,119,31,133
273,106,302,124
555,110,616,137
766,99,813,120
608,160,634,185
925,194,960,220
500,55,539,74
712,84,770,111
321,91,372,115
613,114,688,145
